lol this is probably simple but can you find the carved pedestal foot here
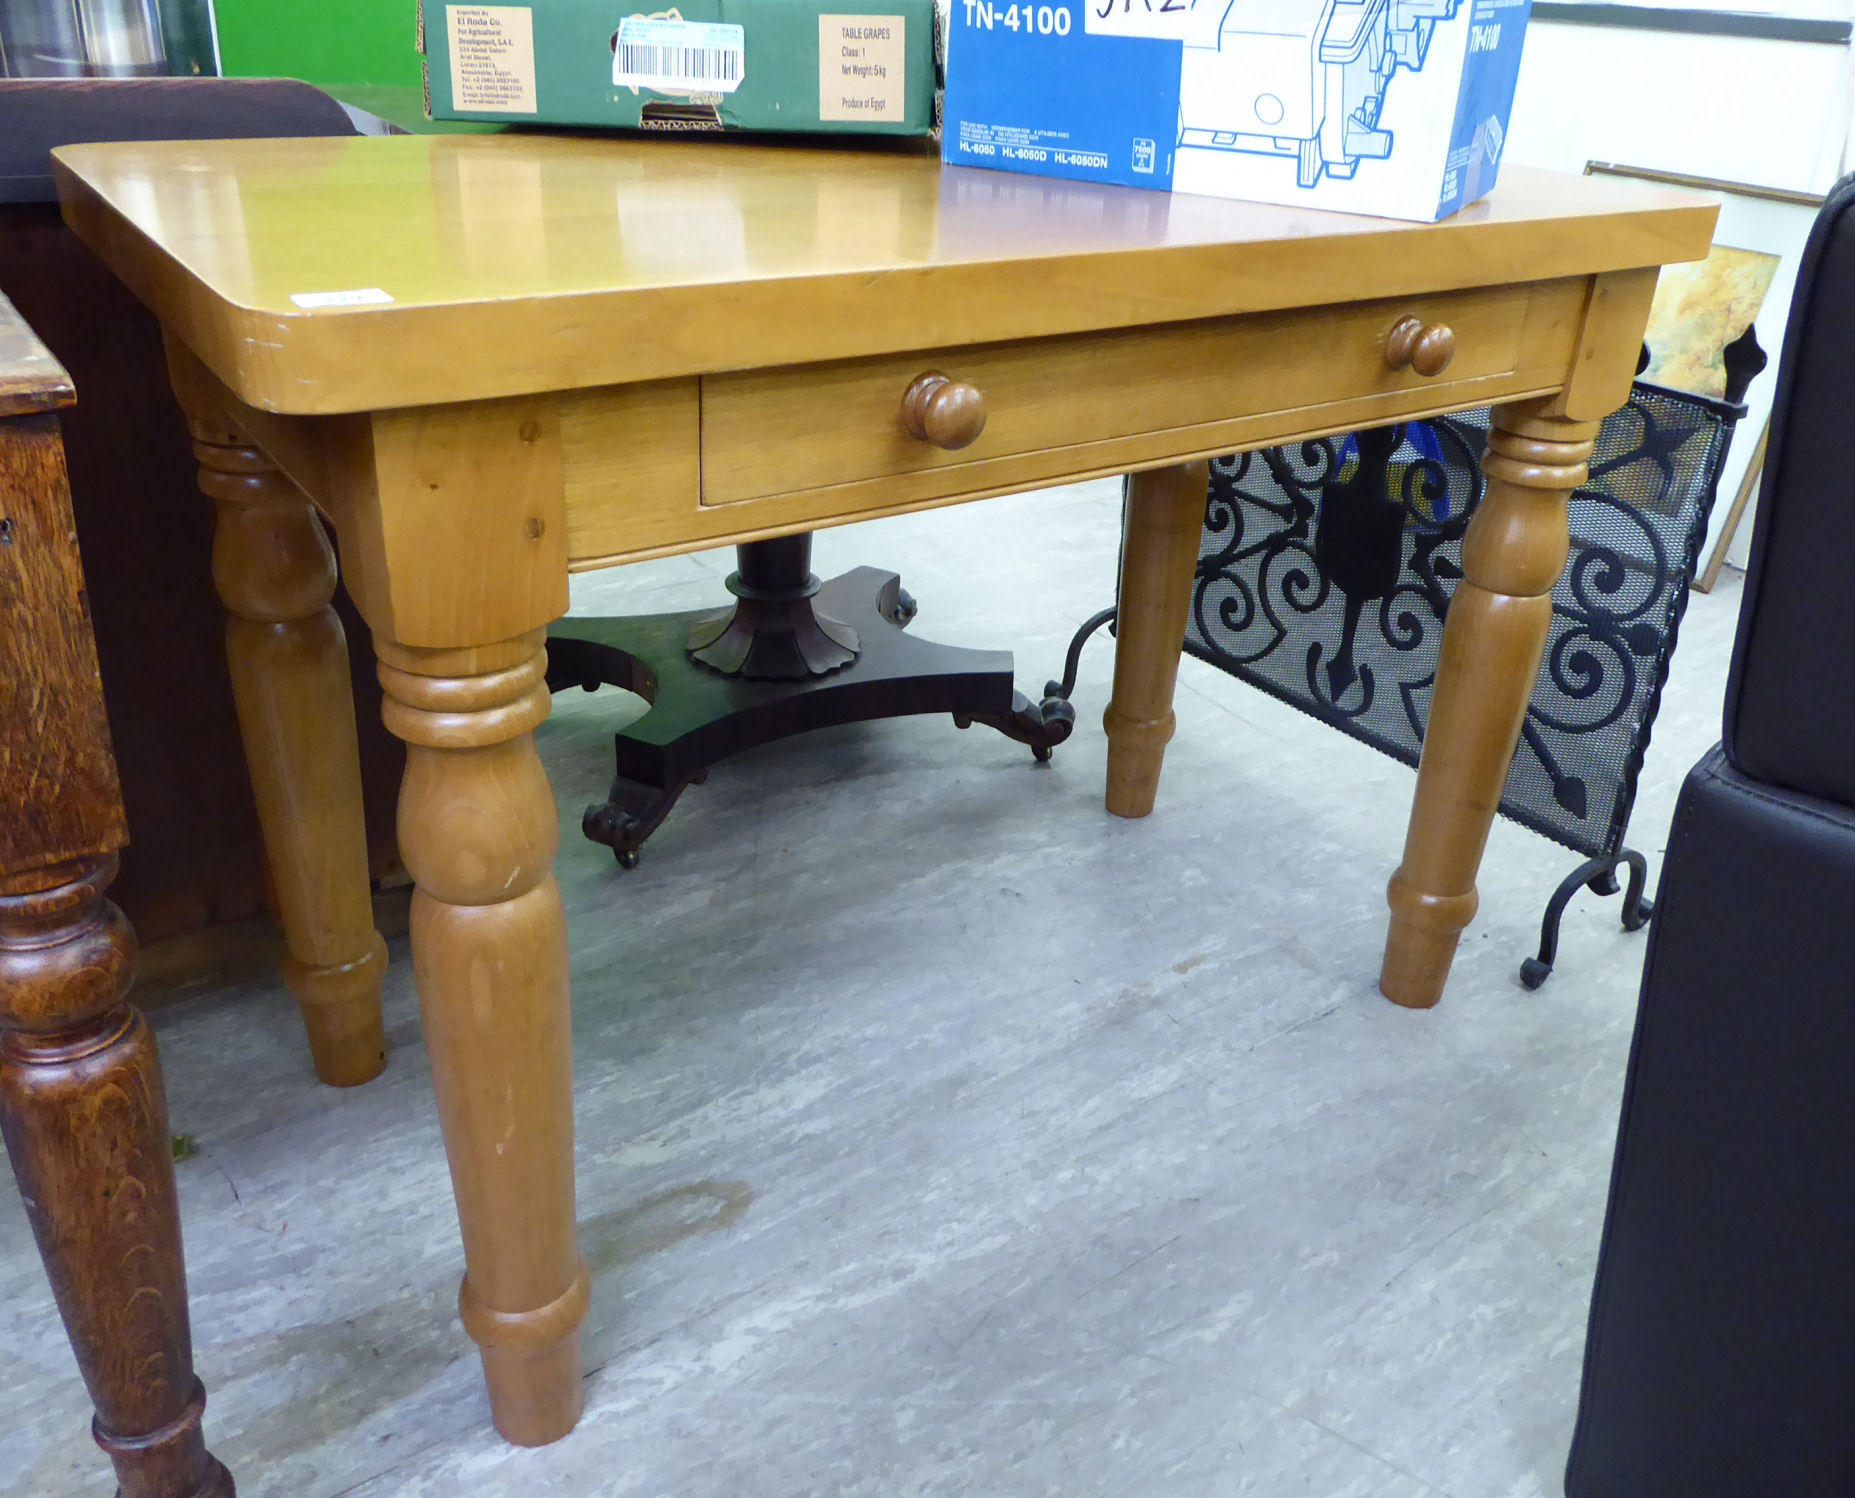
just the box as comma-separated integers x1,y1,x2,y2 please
550,564,1060,867
581,771,709,869
956,692,1077,763
686,533,859,679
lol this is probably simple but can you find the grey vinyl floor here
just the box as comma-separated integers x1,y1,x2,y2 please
2,478,1746,1498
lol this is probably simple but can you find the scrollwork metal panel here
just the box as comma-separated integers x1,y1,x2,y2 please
1187,385,1734,862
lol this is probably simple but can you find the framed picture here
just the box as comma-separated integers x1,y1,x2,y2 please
1583,162,1823,589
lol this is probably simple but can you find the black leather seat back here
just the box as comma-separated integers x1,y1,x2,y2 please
1565,747,1855,1497
1724,175,1855,802
0,77,358,204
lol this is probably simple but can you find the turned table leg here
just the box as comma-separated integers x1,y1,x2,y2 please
186,422,387,1085
1104,461,1211,818
1380,403,1599,1008
0,858,234,1498
375,630,588,1445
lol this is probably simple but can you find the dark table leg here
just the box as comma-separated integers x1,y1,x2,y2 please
1,857,234,1498
1,297,234,1496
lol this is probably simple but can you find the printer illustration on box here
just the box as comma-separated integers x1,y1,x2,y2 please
1178,0,1462,188
941,0,1529,220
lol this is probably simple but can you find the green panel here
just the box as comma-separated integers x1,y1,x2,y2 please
421,0,937,134
216,0,424,87
158,0,218,74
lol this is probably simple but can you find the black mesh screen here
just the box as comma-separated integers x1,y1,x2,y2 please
1185,385,1733,859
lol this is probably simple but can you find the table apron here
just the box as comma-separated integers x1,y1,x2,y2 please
561,276,1589,570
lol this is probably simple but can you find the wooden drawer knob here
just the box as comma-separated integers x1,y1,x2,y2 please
900,371,987,450
1385,316,1456,378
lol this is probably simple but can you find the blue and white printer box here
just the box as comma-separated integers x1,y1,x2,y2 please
941,0,1534,222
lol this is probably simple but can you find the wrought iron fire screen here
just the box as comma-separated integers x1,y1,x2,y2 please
1055,346,1762,986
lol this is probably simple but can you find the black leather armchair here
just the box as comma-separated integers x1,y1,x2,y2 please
1566,173,1855,1496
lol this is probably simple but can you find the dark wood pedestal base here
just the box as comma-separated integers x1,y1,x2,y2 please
545,550,1074,867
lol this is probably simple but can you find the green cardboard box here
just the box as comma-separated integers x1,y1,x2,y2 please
419,0,938,134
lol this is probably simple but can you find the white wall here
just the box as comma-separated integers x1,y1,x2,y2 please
1584,0,1852,19
1506,22,1850,193
1505,19,1853,565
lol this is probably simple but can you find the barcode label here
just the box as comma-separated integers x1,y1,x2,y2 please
612,17,746,94
615,41,739,82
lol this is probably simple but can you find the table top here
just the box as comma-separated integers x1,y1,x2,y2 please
0,289,73,418
53,133,1716,417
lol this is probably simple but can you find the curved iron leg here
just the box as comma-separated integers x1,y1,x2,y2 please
1045,606,1119,703
1520,848,1654,989
1617,849,1653,931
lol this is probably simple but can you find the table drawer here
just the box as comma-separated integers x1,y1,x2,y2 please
699,283,1545,507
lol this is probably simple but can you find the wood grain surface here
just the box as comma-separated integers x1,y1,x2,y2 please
0,287,72,416
696,281,1552,504
1,284,233,1497
0,862,234,1498
1381,404,1601,1008
0,291,124,885
181,404,389,1088
375,631,586,1445
52,135,1717,415
1104,462,1214,820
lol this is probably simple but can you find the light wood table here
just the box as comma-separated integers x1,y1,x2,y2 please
52,135,1715,1448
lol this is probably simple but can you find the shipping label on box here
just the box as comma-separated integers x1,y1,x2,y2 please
423,0,939,135
941,0,1534,221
